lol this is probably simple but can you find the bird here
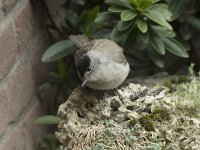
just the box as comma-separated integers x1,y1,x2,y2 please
69,34,130,90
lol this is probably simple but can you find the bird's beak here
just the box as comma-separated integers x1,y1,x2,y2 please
82,79,87,88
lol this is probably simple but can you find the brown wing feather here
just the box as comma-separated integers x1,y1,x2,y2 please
69,35,92,66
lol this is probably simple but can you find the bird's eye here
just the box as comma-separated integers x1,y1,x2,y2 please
87,67,92,72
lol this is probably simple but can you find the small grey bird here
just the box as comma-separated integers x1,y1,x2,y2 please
69,35,130,90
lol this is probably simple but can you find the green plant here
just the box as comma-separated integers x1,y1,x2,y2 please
41,0,200,69
34,115,59,150
95,0,190,68
175,63,200,117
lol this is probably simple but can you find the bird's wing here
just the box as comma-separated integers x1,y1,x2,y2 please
69,35,92,66
69,34,91,48
91,39,127,64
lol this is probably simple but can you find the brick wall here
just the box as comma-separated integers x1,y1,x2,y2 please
0,0,65,149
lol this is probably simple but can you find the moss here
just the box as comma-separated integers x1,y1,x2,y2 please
178,106,200,118
139,115,154,131
128,118,137,128
151,106,170,121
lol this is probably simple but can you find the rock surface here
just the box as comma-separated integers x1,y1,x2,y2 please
56,81,200,150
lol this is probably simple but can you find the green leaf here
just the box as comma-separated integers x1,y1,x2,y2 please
139,0,152,10
72,0,85,5
150,3,168,10
184,15,200,30
108,6,124,12
93,29,112,39
136,18,148,33
65,9,79,28
169,0,186,21
163,37,189,58
147,44,164,68
144,10,172,30
125,27,138,50
34,115,59,125
111,26,130,42
117,20,133,31
152,0,161,4
95,12,118,23
82,22,96,36
152,25,176,37
121,10,137,21
42,40,77,63
149,32,165,55
150,4,172,21
138,31,149,44
106,0,133,10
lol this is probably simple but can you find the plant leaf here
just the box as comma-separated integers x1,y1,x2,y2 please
147,44,164,68
139,0,152,10
136,18,148,33
152,25,176,37
106,0,133,10
124,27,138,51
149,32,165,55
42,40,77,63
121,10,137,21
150,4,172,21
150,3,168,10
184,15,200,30
111,26,130,42
108,6,124,12
169,0,186,21
152,0,160,4
34,115,59,125
117,20,133,31
163,37,189,58
72,0,85,5
144,9,172,30
95,12,118,23
138,31,149,44
93,29,112,39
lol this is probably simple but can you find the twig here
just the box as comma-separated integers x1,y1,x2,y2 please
41,0,68,39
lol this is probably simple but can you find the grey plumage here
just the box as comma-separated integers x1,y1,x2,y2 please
69,34,130,90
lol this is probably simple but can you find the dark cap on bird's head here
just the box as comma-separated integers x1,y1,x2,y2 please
76,55,91,78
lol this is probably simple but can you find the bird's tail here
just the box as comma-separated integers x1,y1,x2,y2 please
69,34,90,48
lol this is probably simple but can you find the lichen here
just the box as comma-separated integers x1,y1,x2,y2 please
57,81,200,150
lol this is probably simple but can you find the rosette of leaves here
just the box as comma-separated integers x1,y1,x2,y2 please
95,0,189,67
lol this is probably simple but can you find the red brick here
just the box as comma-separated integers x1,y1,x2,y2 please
0,98,47,150
23,99,47,150
0,21,18,80
0,1,5,21
14,1,45,53
7,59,35,122
0,122,26,150
0,85,9,136
31,34,52,86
